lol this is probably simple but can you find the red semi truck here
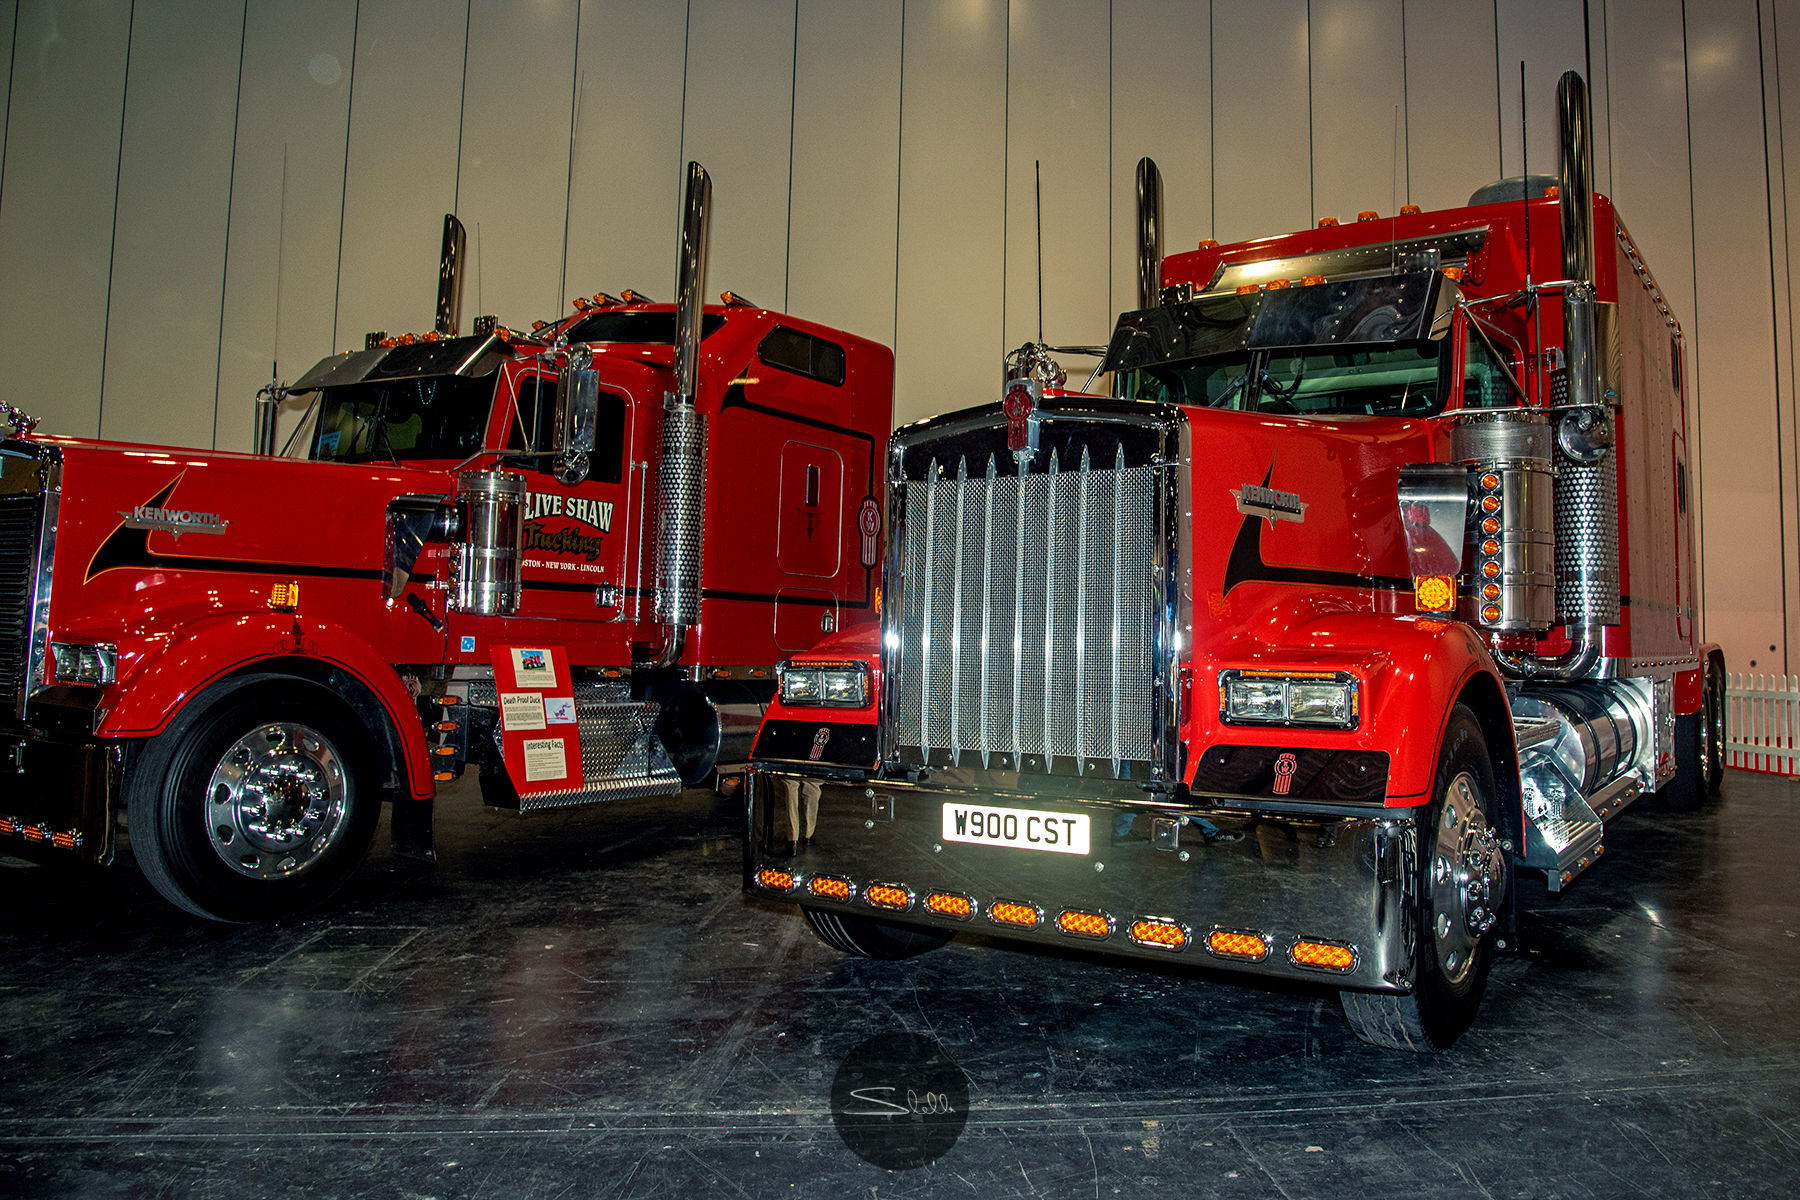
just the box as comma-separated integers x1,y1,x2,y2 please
0,163,892,922
744,73,1724,1051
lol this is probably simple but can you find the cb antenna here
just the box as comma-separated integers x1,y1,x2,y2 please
1035,159,1045,345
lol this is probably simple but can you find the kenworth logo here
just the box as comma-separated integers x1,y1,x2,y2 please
118,505,231,539
1231,483,1308,527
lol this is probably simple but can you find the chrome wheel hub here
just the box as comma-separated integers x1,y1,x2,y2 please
205,722,348,880
1430,772,1506,986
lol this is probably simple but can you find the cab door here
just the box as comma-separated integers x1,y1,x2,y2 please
506,369,637,657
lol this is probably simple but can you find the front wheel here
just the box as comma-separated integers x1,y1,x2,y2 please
802,908,952,960
1340,705,1507,1052
126,679,381,922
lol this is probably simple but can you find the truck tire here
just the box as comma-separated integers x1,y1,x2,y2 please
1666,659,1724,810
1339,705,1506,1052
1666,711,1706,810
126,678,381,923
802,908,952,960
1704,658,1726,794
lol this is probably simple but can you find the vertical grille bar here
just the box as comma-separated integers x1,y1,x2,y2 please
948,457,968,756
979,455,995,766
1111,443,1126,772
1075,447,1091,769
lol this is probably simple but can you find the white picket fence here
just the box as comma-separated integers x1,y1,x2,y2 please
1726,673,1800,776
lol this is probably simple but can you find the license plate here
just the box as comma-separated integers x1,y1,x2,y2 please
940,803,1090,855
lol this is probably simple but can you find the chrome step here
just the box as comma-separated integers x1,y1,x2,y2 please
463,679,682,811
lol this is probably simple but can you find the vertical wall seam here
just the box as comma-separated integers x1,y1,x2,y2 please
330,0,362,355
1760,0,1793,673
1305,0,1314,225
1493,0,1503,177
1001,0,1010,350
893,0,905,352
453,0,470,213
558,2,583,315
1603,0,1615,190
1209,0,1215,240
0,1,22,207
677,0,691,214
1682,0,1704,645
211,0,250,451
1400,0,1410,205
784,0,798,313
1773,0,1800,669
1106,0,1112,323
97,0,138,438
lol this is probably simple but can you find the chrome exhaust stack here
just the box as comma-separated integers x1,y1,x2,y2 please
1536,70,1616,680
641,162,712,670
435,214,467,337
1135,157,1164,311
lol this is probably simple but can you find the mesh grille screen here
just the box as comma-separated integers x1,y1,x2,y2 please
891,444,1157,774
0,493,40,713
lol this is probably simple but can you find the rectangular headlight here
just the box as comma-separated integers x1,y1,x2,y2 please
50,642,118,686
1219,670,1358,729
781,668,821,703
779,661,871,707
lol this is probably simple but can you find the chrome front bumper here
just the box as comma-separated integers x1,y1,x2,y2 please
746,769,1423,994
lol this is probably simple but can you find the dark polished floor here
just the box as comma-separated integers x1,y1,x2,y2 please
3,769,1798,1198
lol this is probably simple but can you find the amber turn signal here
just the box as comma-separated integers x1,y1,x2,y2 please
756,867,797,892
1413,575,1455,613
1204,929,1267,959
864,884,911,910
807,875,852,901
1290,940,1356,971
924,892,974,919
988,901,1040,928
1130,919,1189,950
1057,910,1111,939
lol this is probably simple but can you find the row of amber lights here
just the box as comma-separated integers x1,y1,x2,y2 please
1233,262,1467,298
754,866,1356,972
0,816,82,851
1474,470,1507,624
1197,203,1434,258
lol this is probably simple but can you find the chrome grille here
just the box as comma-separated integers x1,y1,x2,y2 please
891,442,1159,776
0,489,42,716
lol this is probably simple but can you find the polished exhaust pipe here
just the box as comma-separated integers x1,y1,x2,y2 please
1135,157,1164,311
1517,71,1614,681
435,213,467,337
642,162,712,669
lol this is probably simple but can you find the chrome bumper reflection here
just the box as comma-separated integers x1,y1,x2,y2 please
747,770,1420,993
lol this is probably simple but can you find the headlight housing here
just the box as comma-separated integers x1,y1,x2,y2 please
1218,669,1358,729
50,642,118,686
779,660,871,707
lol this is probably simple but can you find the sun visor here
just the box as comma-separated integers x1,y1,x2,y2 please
289,333,511,393
1103,270,1453,374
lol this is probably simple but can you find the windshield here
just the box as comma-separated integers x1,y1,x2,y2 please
309,374,496,463
1119,340,1450,417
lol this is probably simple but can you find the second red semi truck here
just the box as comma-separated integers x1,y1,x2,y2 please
745,73,1723,1051
0,163,893,922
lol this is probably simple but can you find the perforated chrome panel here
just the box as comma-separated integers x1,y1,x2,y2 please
890,443,1160,777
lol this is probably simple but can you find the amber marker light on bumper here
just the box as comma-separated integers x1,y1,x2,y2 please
987,901,1042,929
924,892,975,919
806,875,852,902
1057,910,1113,939
1204,929,1269,960
756,868,798,892
863,883,912,911
1289,940,1357,972
1128,918,1190,950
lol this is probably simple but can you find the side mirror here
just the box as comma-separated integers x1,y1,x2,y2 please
554,344,598,485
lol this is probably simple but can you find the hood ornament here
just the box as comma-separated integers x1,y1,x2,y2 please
0,402,39,438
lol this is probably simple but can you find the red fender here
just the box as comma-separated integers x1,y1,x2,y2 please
1192,612,1512,806
97,611,435,800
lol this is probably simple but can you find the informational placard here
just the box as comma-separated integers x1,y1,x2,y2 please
492,645,581,795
